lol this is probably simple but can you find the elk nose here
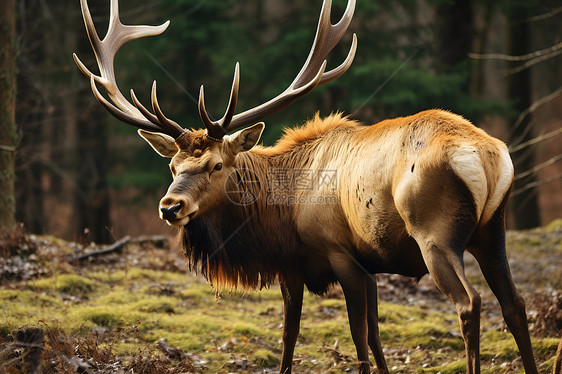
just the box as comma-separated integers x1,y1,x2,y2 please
160,202,182,221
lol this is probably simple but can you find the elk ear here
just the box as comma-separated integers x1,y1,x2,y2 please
138,129,178,158
227,122,265,154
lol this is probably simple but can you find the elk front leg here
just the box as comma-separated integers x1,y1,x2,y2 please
366,274,389,374
329,251,371,374
279,277,304,374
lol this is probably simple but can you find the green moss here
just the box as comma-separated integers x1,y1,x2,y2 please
252,348,280,368
420,360,466,374
0,289,62,307
180,283,214,301
0,324,11,337
1,231,559,373
144,329,207,351
239,287,283,302
379,302,416,323
75,307,122,328
0,289,65,327
97,290,143,305
312,321,348,340
318,298,346,309
88,270,128,284
28,274,95,296
545,218,562,231
157,314,223,337
531,337,559,360
481,330,519,360
111,342,143,357
231,322,262,337
131,298,177,314
126,268,186,283
539,341,559,374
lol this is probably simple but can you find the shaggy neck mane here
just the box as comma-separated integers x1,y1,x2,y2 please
254,112,358,157
180,113,359,291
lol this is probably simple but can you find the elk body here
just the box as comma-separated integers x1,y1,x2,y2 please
74,0,539,373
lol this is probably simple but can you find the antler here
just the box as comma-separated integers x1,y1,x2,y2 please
73,0,186,139
199,0,357,141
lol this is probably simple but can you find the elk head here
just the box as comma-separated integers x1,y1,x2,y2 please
74,0,357,226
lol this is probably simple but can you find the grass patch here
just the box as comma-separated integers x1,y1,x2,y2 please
1,227,560,373
252,348,280,368
420,359,466,374
28,273,95,296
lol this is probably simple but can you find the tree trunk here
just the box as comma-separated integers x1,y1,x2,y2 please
506,6,541,229
435,0,474,73
470,2,494,97
0,0,18,231
72,1,112,244
73,111,111,244
15,0,47,234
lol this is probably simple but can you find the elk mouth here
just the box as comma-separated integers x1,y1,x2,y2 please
165,210,198,227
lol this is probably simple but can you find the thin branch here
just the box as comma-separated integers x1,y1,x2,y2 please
512,172,562,197
69,236,131,262
469,41,562,62
514,153,562,181
509,86,562,146
0,145,17,152
508,49,562,75
528,7,562,22
509,127,562,153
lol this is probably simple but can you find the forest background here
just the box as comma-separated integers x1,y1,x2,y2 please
1,0,561,243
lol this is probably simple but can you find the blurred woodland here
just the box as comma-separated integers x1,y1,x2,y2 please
1,0,561,243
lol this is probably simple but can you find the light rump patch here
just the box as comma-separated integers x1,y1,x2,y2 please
481,145,514,224
449,145,488,221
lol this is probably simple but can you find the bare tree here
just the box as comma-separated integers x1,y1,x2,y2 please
469,4,562,228
0,0,18,231
505,4,541,229
72,1,112,244
435,0,473,73
15,0,47,234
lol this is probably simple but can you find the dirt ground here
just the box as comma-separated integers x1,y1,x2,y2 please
0,220,561,373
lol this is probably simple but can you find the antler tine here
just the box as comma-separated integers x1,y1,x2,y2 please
292,0,355,89
319,33,357,85
75,0,185,139
199,63,240,141
150,81,185,136
203,0,357,139
88,75,161,132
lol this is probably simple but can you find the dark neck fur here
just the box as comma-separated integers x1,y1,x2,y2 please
180,151,303,290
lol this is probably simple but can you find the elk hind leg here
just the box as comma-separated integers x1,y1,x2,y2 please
470,212,538,374
417,239,481,374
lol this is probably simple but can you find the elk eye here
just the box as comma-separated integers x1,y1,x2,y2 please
214,163,223,171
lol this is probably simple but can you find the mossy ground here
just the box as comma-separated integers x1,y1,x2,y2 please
0,221,561,373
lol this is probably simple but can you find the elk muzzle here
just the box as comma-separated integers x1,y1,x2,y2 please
159,195,198,226
160,202,182,220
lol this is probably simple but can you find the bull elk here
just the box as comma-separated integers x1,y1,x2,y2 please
74,0,539,373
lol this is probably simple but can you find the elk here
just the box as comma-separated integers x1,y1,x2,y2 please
74,0,539,373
